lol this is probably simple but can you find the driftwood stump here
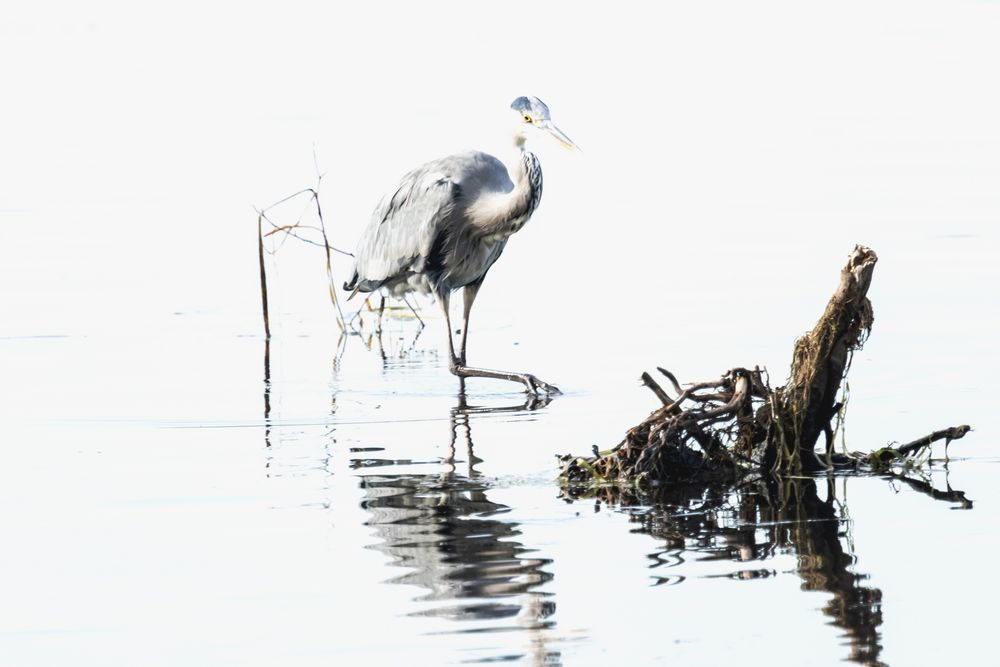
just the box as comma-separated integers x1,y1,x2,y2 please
763,245,876,472
560,245,969,486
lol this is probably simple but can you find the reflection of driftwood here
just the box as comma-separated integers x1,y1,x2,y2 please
888,472,973,509
781,480,884,667
566,478,889,666
561,246,971,485
565,470,968,665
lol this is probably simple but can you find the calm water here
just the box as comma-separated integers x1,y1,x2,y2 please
2,309,996,666
4,4,1000,664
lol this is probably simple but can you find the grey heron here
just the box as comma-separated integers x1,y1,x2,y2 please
344,96,577,394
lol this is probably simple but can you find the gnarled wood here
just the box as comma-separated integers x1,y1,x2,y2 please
767,245,877,472
559,246,969,486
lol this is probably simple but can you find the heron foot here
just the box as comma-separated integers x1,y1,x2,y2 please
448,362,561,395
519,373,561,395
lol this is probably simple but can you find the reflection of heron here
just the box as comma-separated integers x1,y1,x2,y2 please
344,96,577,394
356,394,557,662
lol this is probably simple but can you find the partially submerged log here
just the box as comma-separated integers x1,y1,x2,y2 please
560,245,970,486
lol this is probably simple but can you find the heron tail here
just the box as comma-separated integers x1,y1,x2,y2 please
342,271,359,293
344,271,376,301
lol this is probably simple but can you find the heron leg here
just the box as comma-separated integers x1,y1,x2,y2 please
456,282,481,366
375,295,386,334
436,290,458,365
437,286,559,395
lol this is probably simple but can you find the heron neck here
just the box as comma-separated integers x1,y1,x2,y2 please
510,149,543,217
470,149,542,241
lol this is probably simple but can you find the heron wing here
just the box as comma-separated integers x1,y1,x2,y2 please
351,165,459,289
344,151,514,292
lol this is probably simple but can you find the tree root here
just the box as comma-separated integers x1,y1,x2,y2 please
559,246,971,487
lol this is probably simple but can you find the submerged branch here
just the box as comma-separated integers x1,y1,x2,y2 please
896,425,971,457
857,424,972,471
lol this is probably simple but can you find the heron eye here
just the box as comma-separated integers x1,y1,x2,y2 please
522,114,533,123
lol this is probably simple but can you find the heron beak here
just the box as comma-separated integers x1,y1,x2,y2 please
539,120,580,151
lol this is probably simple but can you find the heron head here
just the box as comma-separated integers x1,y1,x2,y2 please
510,96,579,151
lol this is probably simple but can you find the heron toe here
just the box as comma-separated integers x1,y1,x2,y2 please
520,373,561,395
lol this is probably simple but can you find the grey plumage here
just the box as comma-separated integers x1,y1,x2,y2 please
345,96,576,394
345,150,540,298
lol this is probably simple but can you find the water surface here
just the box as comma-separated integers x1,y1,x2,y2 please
2,318,995,666
3,4,1000,664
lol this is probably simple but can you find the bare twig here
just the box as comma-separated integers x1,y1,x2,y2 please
311,148,346,333
684,373,750,423
257,213,270,339
896,425,971,457
661,378,727,415
258,210,354,256
641,372,673,405
656,367,685,395
254,155,351,333
311,182,346,332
